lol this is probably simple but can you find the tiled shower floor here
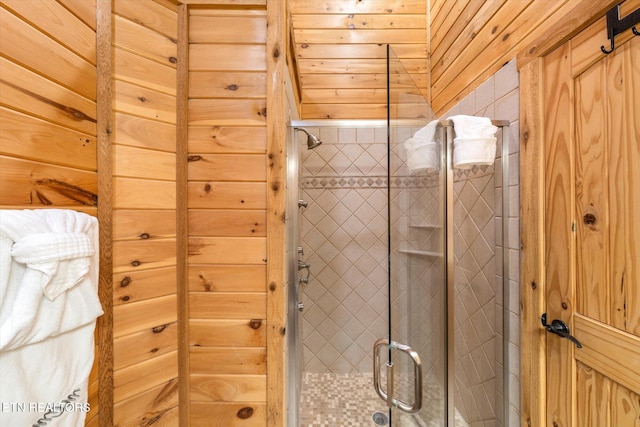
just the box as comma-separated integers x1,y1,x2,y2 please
299,372,388,426
299,372,467,427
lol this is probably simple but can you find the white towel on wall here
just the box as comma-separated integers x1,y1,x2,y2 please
0,323,95,426
0,209,103,351
403,120,440,172
0,209,102,425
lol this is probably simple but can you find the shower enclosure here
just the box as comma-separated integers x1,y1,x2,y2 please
286,46,510,426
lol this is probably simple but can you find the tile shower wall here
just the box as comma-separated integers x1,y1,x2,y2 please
299,126,389,373
445,59,521,426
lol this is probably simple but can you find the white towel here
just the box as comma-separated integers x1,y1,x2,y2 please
0,209,101,426
403,120,439,172
0,323,95,426
0,209,103,350
448,115,497,138
447,115,498,169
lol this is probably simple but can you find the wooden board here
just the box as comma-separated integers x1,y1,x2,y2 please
188,237,266,265
0,5,96,99
0,57,96,134
114,321,179,370
113,379,179,427
188,126,266,154
113,209,177,240
114,351,178,402
189,292,266,319
114,113,176,152
2,0,96,64
113,266,177,306
0,156,97,206
0,107,96,170
190,319,266,347
189,374,266,400
189,210,266,237
190,402,266,426
190,349,266,375
187,182,266,209
113,295,177,338
188,265,266,292
188,154,266,182
113,239,177,272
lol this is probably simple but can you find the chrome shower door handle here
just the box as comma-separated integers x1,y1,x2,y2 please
373,338,423,413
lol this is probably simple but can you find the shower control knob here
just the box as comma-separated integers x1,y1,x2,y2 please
298,200,309,208
297,302,304,312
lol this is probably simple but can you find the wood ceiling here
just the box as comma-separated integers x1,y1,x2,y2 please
288,0,621,121
288,0,429,120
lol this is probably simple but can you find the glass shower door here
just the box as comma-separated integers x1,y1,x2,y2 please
373,45,447,426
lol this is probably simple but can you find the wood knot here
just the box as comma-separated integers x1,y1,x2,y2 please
561,302,568,310
531,281,537,290
301,43,308,48
140,233,150,239
120,276,131,287
138,96,147,103
583,213,597,225
491,26,498,34
249,319,262,330
258,108,267,117
237,407,253,419
269,282,276,291
502,33,510,41
280,326,286,336
131,260,141,267
204,183,212,192
273,47,280,58
226,84,239,91
169,57,177,64
188,155,202,162
150,347,159,353
152,325,168,333
121,295,130,302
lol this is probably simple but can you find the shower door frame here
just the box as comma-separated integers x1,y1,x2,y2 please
285,119,511,426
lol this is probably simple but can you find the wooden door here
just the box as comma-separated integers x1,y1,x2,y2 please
542,19,640,427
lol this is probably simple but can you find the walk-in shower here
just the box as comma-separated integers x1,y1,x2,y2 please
286,46,513,427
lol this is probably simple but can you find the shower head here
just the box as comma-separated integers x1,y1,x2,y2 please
295,128,323,150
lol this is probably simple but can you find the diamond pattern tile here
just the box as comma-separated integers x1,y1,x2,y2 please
297,123,507,427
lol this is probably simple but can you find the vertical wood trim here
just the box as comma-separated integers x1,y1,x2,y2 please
176,4,190,425
96,0,114,424
543,41,576,427
266,0,286,425
519,57,546,427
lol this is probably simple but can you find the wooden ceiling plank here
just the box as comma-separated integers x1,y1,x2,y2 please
290,0,426,15
291,13,426,29
294,28,427,44
294,43,427,59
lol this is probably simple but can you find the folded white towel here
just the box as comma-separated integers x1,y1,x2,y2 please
0,209,103,351
404,120,440,172
448,115,497,138
447,115,498,169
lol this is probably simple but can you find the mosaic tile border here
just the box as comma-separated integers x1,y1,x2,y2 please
300,163,494,190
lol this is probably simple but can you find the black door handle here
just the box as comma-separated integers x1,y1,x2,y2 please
541,313,582,348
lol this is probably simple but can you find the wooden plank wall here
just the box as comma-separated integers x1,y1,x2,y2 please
429,0,615,115
187,5,269,425
289,0,428,120
0,0,100,425
110,1,180,425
